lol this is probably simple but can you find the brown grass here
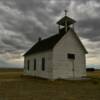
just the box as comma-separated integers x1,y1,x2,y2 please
87,70,100,78
0,69,100,100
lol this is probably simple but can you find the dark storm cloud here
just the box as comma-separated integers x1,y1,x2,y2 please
77,17,100,41
70,0,100,42
0,0,100,67
0,0,71,47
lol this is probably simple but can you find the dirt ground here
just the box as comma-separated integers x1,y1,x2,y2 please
0,69,100,100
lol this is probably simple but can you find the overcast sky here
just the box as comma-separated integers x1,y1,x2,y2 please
0,0,100,69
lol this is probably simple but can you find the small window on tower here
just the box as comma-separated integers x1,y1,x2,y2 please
67,53,75,59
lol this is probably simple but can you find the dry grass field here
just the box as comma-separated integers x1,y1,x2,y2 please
0,69,100,100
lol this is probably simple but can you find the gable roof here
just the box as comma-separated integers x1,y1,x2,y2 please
24,28,88,56
24,28,66,56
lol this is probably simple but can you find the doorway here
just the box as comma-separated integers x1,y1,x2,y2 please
67,53,75,78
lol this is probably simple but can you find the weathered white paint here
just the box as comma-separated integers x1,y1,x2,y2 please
24,50,53,79
24,29,87,80
52,29,86,79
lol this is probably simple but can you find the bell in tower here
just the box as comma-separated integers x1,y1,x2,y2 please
57,10,76,33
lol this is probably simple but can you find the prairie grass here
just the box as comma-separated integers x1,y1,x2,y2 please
0,69,99,100
87,70,100,78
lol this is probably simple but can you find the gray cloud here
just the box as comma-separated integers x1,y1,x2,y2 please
0,0,100,68
77,17,100,41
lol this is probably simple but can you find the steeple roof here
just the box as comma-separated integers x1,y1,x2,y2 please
57,16,76,26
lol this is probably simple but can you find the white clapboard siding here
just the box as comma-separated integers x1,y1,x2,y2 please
52,29,86,79
24,50,53,79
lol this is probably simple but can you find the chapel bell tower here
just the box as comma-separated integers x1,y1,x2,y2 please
57,10,76,33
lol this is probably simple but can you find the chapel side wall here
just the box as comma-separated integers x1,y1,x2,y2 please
24,50,53,79
52,30,87,79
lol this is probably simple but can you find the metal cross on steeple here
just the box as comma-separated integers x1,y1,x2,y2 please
65,9,68,16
